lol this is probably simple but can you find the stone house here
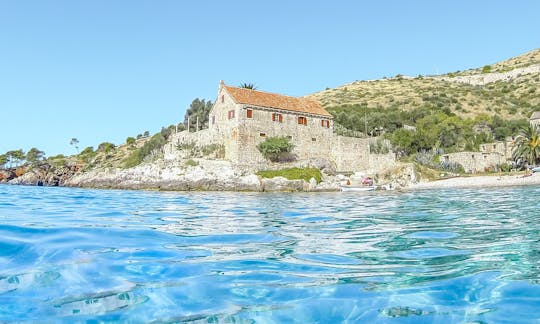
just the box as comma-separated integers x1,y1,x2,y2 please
208,81,335,164
166,81,395,173
530,112,540,127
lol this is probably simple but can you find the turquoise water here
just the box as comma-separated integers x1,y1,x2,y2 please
1,185,540,323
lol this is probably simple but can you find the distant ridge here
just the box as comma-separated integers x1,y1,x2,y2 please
308,48,540,120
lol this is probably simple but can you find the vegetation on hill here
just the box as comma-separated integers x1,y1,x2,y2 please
309,48,540,162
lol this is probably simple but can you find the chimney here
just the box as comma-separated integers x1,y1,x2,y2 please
219,80,225,91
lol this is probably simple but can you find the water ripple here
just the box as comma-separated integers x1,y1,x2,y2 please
1,184,540,322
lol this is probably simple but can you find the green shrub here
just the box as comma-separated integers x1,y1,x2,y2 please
122,128,175,168
98,142,116,153
257,167,322,183
184,159,199,167
498,163,512,173
126,137,136,146
257,136,294,162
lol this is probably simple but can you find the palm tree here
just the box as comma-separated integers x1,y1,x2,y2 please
512,124,540,166
239,82,257,90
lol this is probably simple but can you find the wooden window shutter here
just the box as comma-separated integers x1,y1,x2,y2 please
278,114,283,122
272,113,276,121
247,109,253,118
303,117,308,125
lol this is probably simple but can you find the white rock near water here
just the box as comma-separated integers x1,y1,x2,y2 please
63,158,346,192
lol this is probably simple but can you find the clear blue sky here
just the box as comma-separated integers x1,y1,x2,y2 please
1,1,539,156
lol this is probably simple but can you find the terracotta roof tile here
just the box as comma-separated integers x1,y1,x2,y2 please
223,85,331,117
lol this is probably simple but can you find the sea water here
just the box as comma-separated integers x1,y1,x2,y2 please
1,184,540,323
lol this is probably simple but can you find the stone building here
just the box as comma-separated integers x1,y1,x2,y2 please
167,81,395,173
441,151,505,173
530,112,540,127
208,81,335,163
441,141,514,173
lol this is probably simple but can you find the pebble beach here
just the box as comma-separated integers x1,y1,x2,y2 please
409,172,540,190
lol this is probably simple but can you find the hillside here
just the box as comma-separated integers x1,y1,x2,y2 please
308,48,540,120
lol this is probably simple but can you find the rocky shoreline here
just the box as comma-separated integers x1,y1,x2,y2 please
6,160,540,192
5,159,343,192
4,156,422,192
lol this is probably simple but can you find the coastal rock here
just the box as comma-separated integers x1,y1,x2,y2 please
261,176,305,192
314,179,341,191
376,163,418,190
65,159,265,192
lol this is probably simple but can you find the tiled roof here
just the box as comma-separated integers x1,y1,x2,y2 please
223,85,332,117
531,111,540,120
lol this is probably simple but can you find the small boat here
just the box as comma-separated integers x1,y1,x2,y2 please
532,167,540,173
341,185,377,192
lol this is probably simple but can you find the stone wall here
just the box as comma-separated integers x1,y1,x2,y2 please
164,129,217,160
442,151,505,173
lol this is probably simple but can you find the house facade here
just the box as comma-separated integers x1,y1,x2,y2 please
208,81,337,163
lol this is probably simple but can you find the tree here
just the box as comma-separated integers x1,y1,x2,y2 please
388,128,416,157
257,136,295,162
0,154,7,169
70,138,80,153
512,124,540,165
7,149,25,168
26,148,45,166
183,98,213,131
239,82,257,90
143,131,150,138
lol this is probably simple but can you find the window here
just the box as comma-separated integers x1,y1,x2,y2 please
228,110,235,119
221,95,224,103
211,116,215,124
312,138,316,142
260,133,266,137
298,116,307,125
321,120,330,128
246,109,253,119
272,113,283,123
